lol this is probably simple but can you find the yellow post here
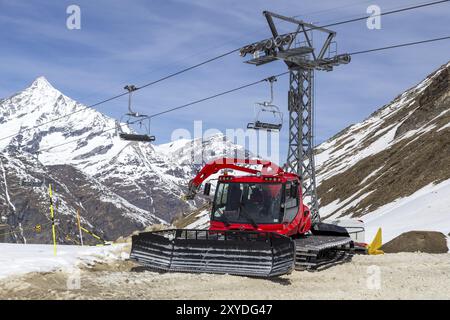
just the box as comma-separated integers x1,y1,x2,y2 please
76,209,84,246
48,184,57,256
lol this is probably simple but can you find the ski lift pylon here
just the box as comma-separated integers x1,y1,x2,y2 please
117,85,156,143
247,76,283,132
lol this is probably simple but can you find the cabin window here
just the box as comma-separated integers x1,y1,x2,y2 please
283,182,299,222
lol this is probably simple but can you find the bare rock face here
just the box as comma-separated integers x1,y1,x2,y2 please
381,231,448,254
395,66,449,138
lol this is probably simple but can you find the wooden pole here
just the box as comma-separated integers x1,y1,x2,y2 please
76,209,84,246
80,226,105,245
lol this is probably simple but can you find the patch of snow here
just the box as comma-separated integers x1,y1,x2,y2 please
324,190,374,220
186,210,210,229
437,121,450,132
319,199,341,218
0,243,127,279
359,166,384,185
154,138,192,156
0,157,16,212
334,123,401,180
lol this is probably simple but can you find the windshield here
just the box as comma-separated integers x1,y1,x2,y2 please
212,182,283,224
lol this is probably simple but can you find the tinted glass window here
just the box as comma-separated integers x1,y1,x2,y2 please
283,182,299,222
213,182,283,224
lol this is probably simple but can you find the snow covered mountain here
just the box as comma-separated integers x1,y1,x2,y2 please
316,61,450,242
0,78,247,244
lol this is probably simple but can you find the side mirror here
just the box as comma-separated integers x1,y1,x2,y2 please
203,183,211,196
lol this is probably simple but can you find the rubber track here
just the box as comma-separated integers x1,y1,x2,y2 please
130,229,296,278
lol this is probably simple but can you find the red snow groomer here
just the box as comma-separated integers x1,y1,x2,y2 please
130,158,354,277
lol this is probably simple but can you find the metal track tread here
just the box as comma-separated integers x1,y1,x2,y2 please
294,235,354,271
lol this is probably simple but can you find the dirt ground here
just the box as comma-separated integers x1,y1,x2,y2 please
0,253,449,300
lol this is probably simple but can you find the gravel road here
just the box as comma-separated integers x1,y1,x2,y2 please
0,253,449,300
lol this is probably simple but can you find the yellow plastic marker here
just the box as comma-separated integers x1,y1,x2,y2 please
368,228,384,255
48,184,57,256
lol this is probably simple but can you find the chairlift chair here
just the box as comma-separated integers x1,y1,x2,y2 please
119,132,155,142
247,76,283,132
117,85,156,142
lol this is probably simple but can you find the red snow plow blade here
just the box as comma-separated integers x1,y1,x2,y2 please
130,229,296,278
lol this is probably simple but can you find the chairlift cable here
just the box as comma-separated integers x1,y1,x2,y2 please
34,35,450,153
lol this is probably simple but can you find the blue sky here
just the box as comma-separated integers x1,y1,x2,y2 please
0,0,449,162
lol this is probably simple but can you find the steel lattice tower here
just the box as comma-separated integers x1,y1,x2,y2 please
286,68,320,221
240,11,350,223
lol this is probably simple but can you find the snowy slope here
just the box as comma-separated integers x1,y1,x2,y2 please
0,243,127,279
316,61,449,183
316,63,450,218
363,180,450,243
316,61,450,242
